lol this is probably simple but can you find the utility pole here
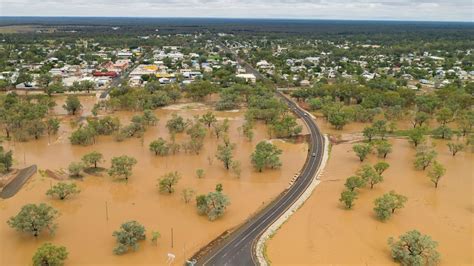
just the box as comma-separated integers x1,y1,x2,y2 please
105,201,109,221
171,227,174,248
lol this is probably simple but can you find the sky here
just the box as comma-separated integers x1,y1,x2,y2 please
0,0,473,22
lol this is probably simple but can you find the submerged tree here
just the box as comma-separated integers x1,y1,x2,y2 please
428,161,446,188
373,191,407,221
149,138,170,156
81,151,103,168
108,156,137,180
158,171,181,194
388,230,440,265
344,176,366,192
447,142,464,156
251,141,282,172
62,95,82,115
68,162,84,178
352,143,372,162
339,190,358,209
196,189,230,221
46,182,80,200
414,146,437,170
112,221,146,255
7,203,58,237
216,142,235,170
32,243,68,266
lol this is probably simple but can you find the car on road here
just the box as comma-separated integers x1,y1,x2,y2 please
312,153,316,157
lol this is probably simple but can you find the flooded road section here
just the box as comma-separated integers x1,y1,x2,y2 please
0,97,308,265
267,138,473,265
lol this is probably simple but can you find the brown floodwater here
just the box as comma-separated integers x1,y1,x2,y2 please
0,96,307,265
267,138,473,265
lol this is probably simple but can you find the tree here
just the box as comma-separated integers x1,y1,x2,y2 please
363,126,377,142
62,95,82,115
166,113,188,135
414,146,437,170
339,190,358,209
112,221,146,255
196,168,205,178
46,118,60,136
456,110,473,136
352,143,372,162
407,127,426,147
374,191,407,221
149,138,169,156
373,120,388,139
46,182,80,200
251,141,283,172
428,161,446,188
241,119,254,141
388,230,440,265
0,146,13,173
344,176,366,192
68,162,84,177
200,111,217,128
151,231,161,246
196,191,230,220
447,142,464,156
158,171,181,193
212,118,230,139
358,164,383,189
32,243,68,266
108,156,137,180
7,203,58,237
375,140,392,158
269,115,303,138
182,188,196,203
411,111,430,128
216,143,235,170
374,161,390,175
81,151,103,168
432,125,453,140
69,126,96,146
328,109,351,130
231,161,242,178
215,183,223,192
436,107,454,126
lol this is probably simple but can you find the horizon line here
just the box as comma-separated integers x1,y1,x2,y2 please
1,15,473,24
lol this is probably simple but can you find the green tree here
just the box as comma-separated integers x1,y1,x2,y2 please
112,221,146,255
46,182,80,200
407,127,426,147
328,109,351,130
374,161,390,175
108,156,137,180
428,161,446,188
352,143,372,162
269,115,303,138
373,120,388,139
196,191,230,221
149,138,169,156
363,126,377,142
199,111,217,128
151,231,161,246
216,143,235,170
196,168,205,178
81,151,103,168
231,161,242,178
158,171,181,193
212,118,230,139
251,141,283,172
374,191,407,221
166,113,188,135
447,142,464,156
68,162,84,177
432,125,453,140
46,118,60,136
375,140,392,158
436,107,454,126
32,243,68,266
69,126,96,146
0,146,13,173
182,188,196,203
388,230,440,265
358,164,383,189
62,95,82,115
414,146,437,170
339,190,358,209
411,111,430,128
344,176,366,192
7,203,58,237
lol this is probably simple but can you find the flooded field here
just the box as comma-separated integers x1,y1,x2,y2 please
0,96,307,265
267,138,473,265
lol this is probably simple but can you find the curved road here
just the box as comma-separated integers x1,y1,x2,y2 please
192,92,325,265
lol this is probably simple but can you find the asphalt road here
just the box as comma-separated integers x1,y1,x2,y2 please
193,81,325,265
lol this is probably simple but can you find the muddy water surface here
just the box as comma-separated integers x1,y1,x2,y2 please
0,97,307,265
267,138,473,265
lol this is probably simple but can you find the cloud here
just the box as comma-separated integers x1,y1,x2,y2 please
0,0,472,21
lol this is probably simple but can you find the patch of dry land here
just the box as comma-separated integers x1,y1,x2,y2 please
267,136,473,265
0,96,307,265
